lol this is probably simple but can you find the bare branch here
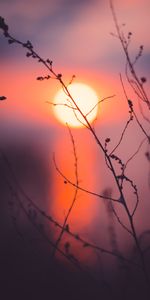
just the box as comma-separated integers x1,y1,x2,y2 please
85,94,115,117
51,124,79,258
53,153,120,203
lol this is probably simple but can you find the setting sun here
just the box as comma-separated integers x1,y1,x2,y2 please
53,83,98,128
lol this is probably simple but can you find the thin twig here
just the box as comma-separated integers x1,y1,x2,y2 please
51,124,79,258
53,153,120,203
0,149,139,268
85,94,115,117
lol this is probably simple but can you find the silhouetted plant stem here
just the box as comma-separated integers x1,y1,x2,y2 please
1,12,150,296
51,124,79,258
0,17,133,211
1,149,138,268
122,197,150,286
109,0,150,110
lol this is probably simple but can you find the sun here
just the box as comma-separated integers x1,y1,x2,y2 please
53,83,98,128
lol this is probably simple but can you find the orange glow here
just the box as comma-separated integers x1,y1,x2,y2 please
53,83,98,128
51,131,97,226
0,62,129,127
51,130,98,264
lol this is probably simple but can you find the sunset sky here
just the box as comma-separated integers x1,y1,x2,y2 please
1,0,150,234
1,0,150,69
1,0,150,127
0,0,150,207
1,1,150,298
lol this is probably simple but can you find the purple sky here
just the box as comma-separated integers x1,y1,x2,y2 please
1,0,150,73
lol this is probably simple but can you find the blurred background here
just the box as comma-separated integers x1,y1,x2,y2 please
0,0,150,299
